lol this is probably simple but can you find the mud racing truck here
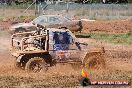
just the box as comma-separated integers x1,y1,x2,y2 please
10,25,105,72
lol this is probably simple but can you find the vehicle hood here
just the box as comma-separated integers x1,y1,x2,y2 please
10,22,34,29
66,19,79,22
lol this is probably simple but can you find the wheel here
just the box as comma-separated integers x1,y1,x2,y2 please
83,52,105,70
25,57,48,72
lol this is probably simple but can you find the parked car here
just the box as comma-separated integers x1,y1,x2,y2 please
9,15,82,34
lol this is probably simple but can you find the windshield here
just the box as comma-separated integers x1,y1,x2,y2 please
31,16,47,25
48,16,61,24
31,15,71,25
64,16,72,21
48,16,71,24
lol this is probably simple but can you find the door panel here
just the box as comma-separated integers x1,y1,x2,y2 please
48,30,80,61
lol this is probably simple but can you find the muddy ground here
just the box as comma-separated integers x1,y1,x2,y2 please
0,19,132,87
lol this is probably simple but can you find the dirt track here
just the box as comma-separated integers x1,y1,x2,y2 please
0,18,132,87
0,29,131,87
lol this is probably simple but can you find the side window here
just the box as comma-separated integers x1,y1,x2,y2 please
53,32,73,44
53,32,74,50
53,32,59,44
62,32,72,44
49,16,60,24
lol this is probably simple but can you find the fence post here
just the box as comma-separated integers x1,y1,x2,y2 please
66,1,69,13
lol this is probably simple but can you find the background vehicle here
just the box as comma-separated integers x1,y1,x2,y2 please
10,26,105,72
9,15,82,34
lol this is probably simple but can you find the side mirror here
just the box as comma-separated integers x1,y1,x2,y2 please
75,42,81,50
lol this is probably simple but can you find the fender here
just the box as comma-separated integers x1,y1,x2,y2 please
16,55,24,62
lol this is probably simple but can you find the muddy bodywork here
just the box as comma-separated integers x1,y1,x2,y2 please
11,28,84,61
9,23,37,34
11,27,105,72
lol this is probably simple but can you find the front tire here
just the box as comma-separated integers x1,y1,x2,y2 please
25,57,48,72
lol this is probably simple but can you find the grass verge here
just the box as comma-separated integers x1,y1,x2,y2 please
75,33,132,45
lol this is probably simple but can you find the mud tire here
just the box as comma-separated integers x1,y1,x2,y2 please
25,57,48,72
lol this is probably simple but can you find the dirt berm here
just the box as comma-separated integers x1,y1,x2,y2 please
82,19,132,33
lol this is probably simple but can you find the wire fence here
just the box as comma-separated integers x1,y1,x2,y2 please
0,3,132,20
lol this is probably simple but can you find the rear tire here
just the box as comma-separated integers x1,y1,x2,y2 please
25,57,48,72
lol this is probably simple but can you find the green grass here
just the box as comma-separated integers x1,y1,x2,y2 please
75,33,132,45
19,15,36,21
0,16,4,21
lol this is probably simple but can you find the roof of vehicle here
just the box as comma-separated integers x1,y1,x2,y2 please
47,28,68,32
36,15,71,20
38,15,63,17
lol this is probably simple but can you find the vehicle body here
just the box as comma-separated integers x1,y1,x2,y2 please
9,15,82,34
10,26,105,72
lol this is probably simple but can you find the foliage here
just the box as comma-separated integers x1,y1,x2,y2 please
76,33,132,45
